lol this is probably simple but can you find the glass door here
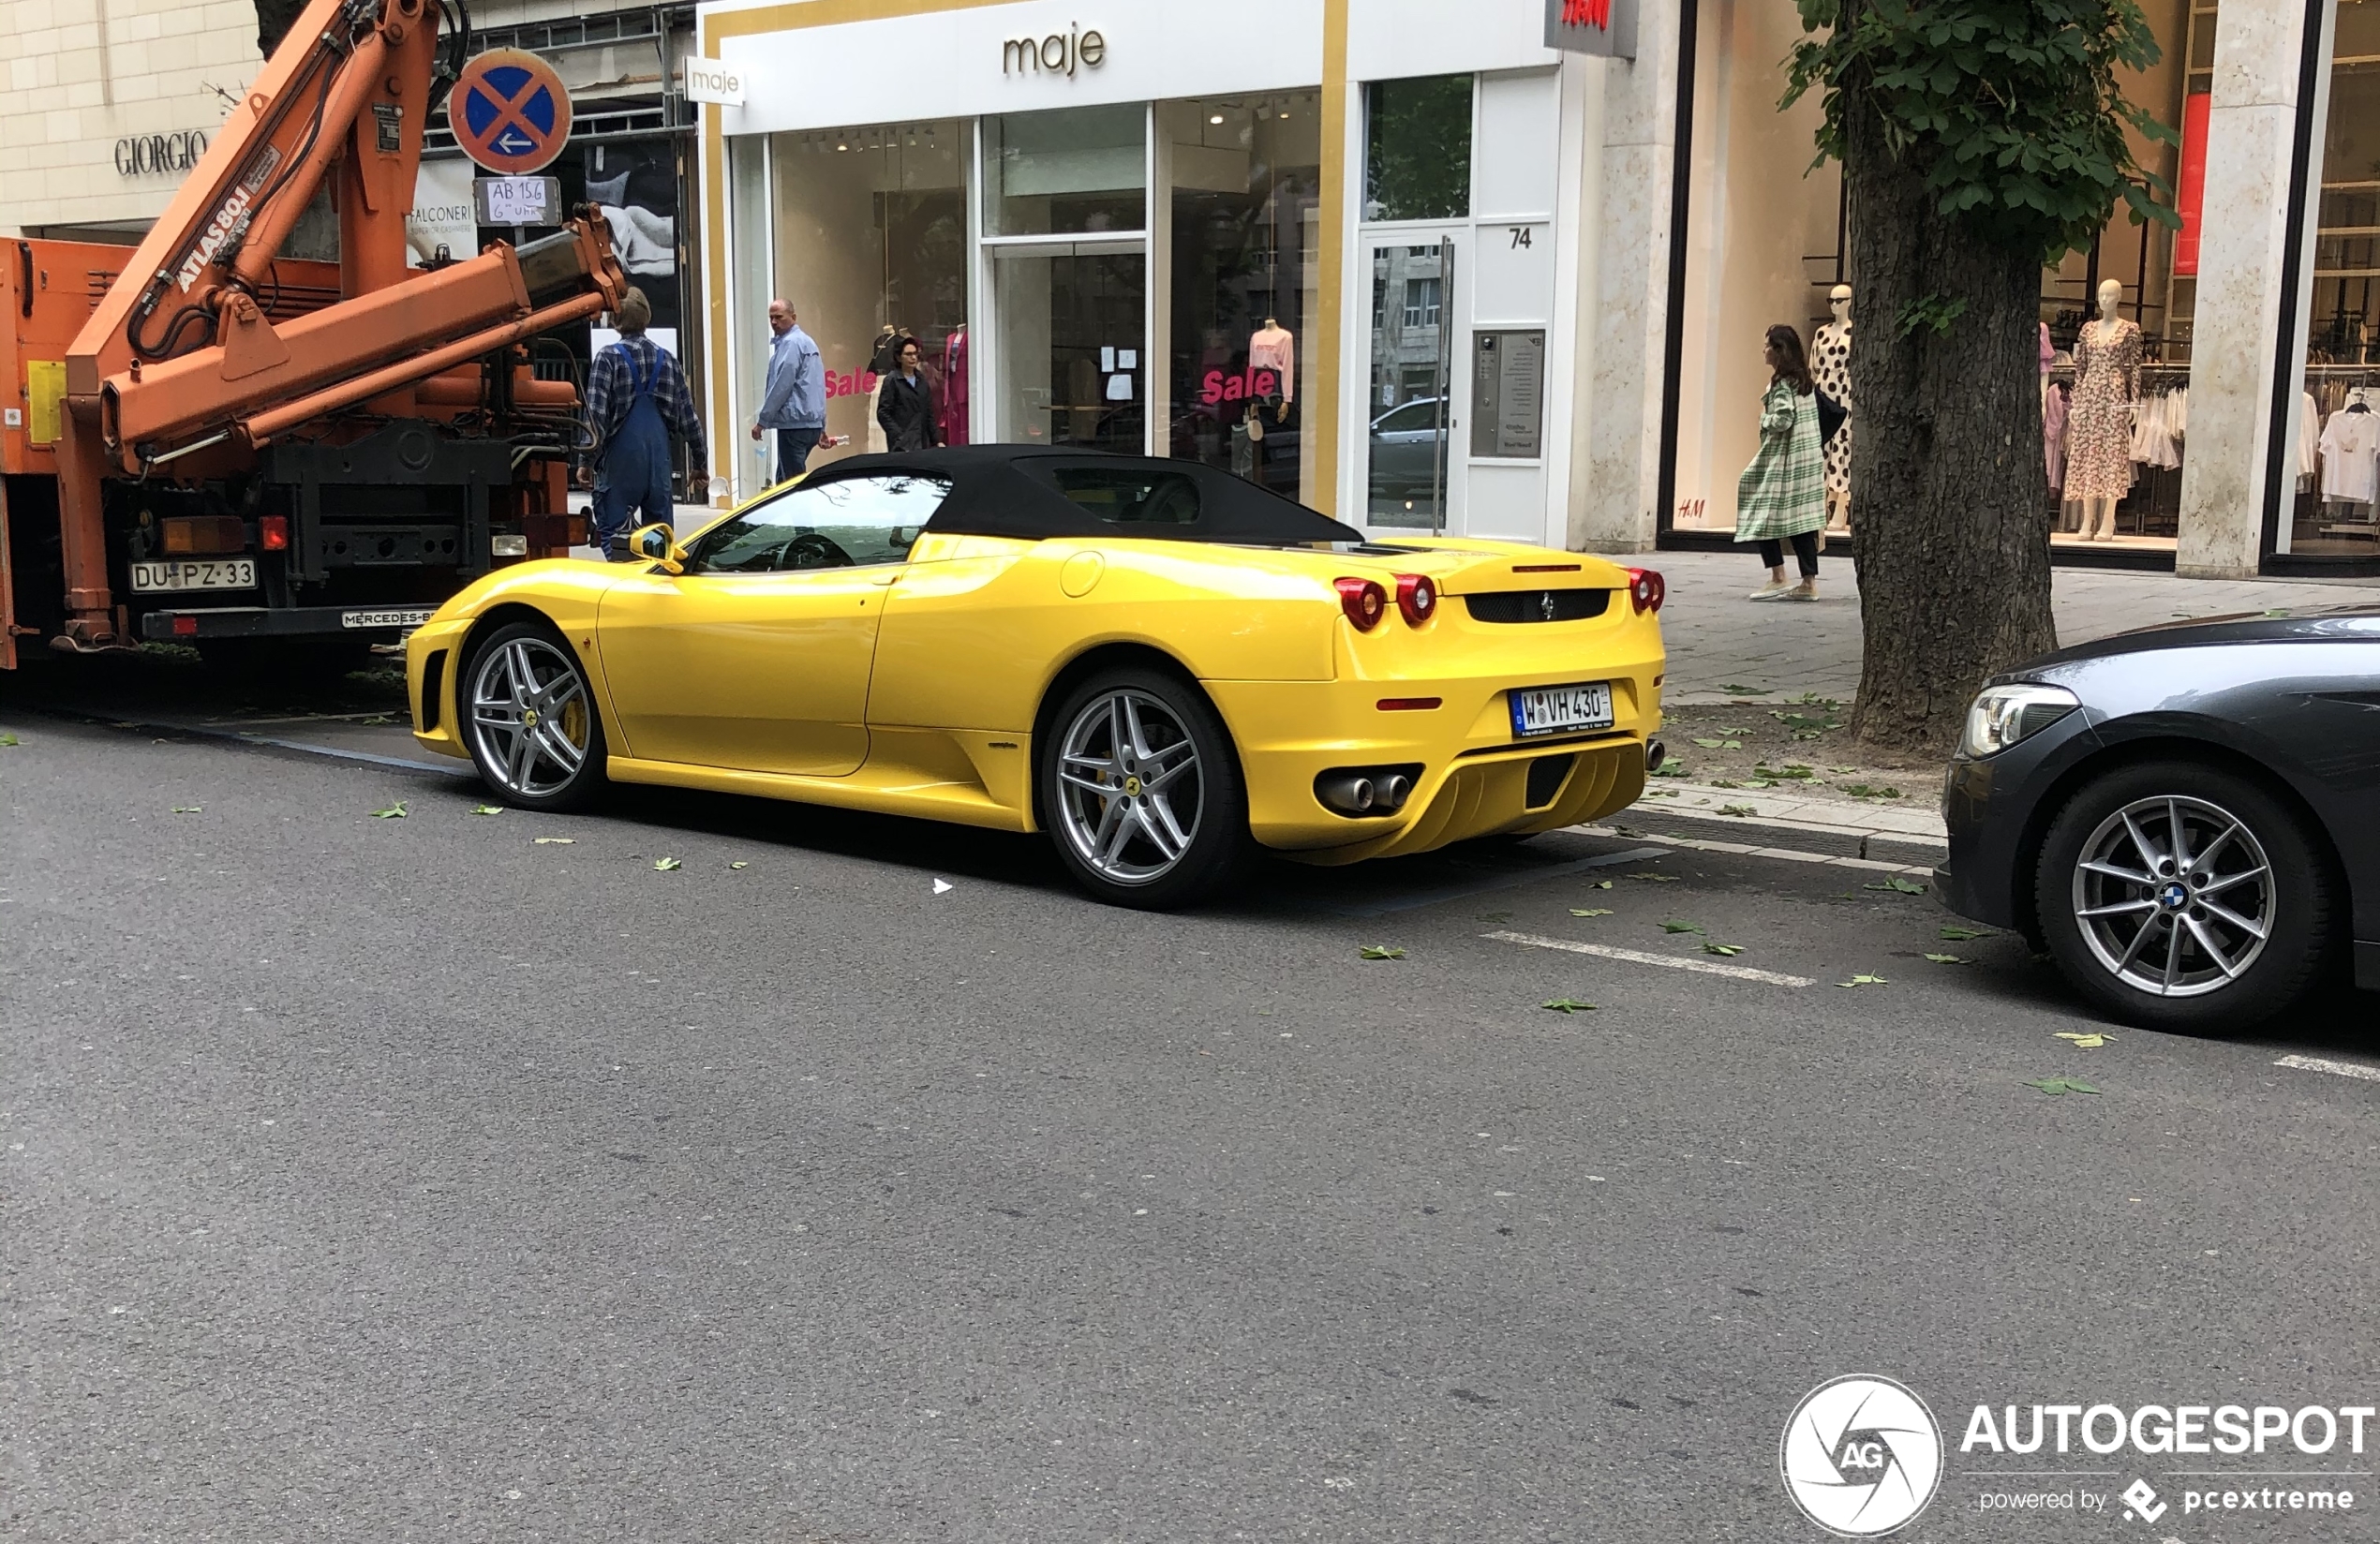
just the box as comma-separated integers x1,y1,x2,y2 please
1363,234,1464,530
992,239,1147,452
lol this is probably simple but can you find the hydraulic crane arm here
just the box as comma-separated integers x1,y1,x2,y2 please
52,0,625,651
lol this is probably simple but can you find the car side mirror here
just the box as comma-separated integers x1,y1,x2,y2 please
632,523,686,574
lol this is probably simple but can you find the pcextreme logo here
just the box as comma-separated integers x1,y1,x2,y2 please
1780,1375,1944,1537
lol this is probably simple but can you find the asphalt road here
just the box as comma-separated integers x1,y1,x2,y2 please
5,661,2378,1542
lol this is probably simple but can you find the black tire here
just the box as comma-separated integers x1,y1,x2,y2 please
1038,665,1252,909
2034,759,2334,1034
459,620,609,812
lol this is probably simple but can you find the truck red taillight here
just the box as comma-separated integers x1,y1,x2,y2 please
1394,573,1436,626
260,515,290,551
1626,566,1666,614
1335,576,1387,631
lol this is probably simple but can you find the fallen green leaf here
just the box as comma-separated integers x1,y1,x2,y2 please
1480,910,1513,923
1359,944,1406,960
1541,998,1598,1014
1864,876,1927,894
1643,789,1679,798
2053,1032,2113,1049
532,836,575,845
1939,926,1992,941
470,804,503,816
2027,1076,2101,1095
1569,907,1614,917
171,805,201,814
1924,953,1969,964
1717,804,1757,817
1703,943,1743,957
653,857,682,871
1629,872,1675,883
1661,920,1704,934
1839,783,1907,800
0,732,18,747
1707,779,1740,789
1836,973,1890,987
369,802,407,819
1590,880,1614,889
1649,759,1688,779
1718,684,1769,695
1690,736,1727,749
728,860,750,870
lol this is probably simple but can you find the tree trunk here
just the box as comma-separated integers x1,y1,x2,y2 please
1843,94,2059,755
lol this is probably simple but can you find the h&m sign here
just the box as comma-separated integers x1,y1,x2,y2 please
1543,0,1637,59
1003,22,1106,78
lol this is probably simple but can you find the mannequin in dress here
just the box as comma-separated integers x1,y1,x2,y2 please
2066,279,2143,542
1810,285,1853,531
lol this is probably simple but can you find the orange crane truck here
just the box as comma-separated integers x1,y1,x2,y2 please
0,0,627,676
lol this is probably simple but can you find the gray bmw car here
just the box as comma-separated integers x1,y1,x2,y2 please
1935,605,2380,1033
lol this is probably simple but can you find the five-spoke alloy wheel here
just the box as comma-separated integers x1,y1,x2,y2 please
463,621,607,811
1040,667,1249,908
2036,760,2333,1033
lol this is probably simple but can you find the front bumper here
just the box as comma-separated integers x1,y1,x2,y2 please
1932,709,2104,929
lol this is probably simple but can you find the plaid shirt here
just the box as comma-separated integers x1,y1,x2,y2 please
585,334,707,467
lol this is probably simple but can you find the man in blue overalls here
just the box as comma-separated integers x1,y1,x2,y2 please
584,287,708,561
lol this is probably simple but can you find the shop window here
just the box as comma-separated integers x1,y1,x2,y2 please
766,120,971,472
1666,1,1842,538
2278,0,2380,557
1161,93,1321,502
1363,76,1472,222
985,104,1147,236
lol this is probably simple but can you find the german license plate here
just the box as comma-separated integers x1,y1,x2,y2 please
1509,680,1614,738
130,558,255,593
340,607,437,631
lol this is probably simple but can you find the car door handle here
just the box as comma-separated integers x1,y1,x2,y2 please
869,572,900,586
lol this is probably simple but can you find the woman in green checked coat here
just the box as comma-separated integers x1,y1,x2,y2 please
1735,323,1826,601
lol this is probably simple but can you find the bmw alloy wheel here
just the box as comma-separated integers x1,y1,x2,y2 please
2069,794,2273,997
1053,688,1206,885
469,633,593,800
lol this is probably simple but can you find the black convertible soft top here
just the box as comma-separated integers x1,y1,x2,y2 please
798,446,1363,545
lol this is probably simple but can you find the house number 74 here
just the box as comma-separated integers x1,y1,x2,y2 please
1508,226,1533,248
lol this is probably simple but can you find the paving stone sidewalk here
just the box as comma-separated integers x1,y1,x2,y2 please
1653,548,2380,704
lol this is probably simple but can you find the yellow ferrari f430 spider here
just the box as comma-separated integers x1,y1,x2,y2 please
406,447,1666,906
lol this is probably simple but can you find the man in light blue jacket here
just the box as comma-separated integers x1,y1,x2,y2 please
750,298,826,485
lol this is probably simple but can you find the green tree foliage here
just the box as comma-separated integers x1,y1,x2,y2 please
1783,0,2179,266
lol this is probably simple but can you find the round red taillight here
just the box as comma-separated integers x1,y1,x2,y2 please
1394,572,1436,626
1626,566,1666,614
1334,576,1388,631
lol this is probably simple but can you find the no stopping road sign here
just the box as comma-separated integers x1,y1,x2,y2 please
453,49,572,175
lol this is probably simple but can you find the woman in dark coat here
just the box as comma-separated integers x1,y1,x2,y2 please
875,335,942,453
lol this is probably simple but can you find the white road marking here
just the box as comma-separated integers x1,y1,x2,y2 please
2274,1053,2380,1083
1483,929,1817,987
1579,824,1934,878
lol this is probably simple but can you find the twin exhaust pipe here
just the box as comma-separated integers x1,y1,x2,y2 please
1316,765,1420,818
